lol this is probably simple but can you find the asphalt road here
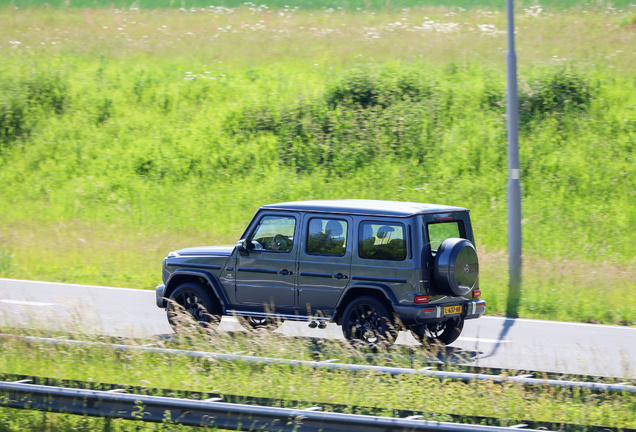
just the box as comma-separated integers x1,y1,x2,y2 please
1,278,635,378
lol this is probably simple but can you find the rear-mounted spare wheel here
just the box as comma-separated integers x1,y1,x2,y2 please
433,238,479,297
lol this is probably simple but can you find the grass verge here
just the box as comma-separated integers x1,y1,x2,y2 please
1,321,636,431
2,220,636,324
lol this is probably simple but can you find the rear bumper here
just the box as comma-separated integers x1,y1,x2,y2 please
393,299,486,326
156,284,167,308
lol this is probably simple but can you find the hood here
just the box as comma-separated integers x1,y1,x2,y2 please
174,245,235,257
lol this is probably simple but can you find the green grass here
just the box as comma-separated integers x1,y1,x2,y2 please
1,324,636,431
2,9,635,432
0,6,636,324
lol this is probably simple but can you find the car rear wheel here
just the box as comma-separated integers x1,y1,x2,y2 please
410,317,464,345
167,282,222,332
341,296,397,348
237,316,283,331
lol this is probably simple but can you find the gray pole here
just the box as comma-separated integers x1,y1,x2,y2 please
505,0,522,317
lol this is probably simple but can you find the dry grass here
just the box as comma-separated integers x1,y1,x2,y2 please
1,5,635,70
0,219,236,288
479,249,636,324
1,219,635,324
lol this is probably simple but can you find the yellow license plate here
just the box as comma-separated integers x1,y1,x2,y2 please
444,305,463,315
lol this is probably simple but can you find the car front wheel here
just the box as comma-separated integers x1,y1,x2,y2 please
341,296,397,348
167,282,222,332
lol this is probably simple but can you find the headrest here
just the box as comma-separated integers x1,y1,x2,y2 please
308,219,323,236
361,224,375,241
325,220,343,237
376,226,395,239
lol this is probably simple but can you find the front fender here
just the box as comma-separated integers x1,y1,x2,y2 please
164,269,230,308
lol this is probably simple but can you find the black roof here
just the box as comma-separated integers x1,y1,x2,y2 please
261,200,468,217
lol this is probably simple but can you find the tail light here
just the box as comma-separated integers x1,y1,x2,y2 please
414,295,430,304
472,289,481,298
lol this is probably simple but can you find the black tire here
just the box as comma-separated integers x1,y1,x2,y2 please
237,316,283,331
410,317,464,345
341,296,397,348
167,282,222,332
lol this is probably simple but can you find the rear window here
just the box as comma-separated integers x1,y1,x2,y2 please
427,221,463,255
358,222,407,261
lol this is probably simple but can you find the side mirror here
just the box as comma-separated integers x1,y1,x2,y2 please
236,239,249,256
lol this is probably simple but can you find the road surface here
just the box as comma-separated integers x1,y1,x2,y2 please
1,278,634,378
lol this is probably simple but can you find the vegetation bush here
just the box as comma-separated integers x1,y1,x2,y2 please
0,84,30,147
0,71,69,147
479,64,592,125
227,65,594,175
325,67,434,108
519,65,591,124
227,66,454,175
22,72,69,115
227,97,441,174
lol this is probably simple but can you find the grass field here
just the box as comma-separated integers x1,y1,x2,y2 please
1,324,636,431
1,3,636,325
0,5,636,429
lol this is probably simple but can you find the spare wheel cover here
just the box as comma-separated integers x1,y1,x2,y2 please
433,238,479,297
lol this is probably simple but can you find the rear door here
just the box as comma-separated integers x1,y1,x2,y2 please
297,215,354,315
235,212,300,310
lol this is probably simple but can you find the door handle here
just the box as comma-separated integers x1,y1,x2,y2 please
333,273,348,280
279,269,293,276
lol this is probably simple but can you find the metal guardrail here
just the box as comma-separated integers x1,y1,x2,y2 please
13,335,636,394
2,372,633,432
0,380,553,432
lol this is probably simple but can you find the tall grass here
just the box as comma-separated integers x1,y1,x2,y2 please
1,321,636,431
0,5,635,323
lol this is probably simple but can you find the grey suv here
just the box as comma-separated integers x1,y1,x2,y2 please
156,200,485,346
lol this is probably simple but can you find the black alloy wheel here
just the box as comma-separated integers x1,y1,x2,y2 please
341,296,397,348
410,317,464,345
237,315,283,331
167,282,222,332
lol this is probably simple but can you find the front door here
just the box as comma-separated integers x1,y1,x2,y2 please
297,215,353,316
235,212,299,311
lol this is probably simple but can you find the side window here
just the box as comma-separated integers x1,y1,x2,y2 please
358,222,407,261
426,221,462,256
306,218,347,256
249,216,296,252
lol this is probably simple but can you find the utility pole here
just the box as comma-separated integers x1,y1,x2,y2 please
505,0,522,317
